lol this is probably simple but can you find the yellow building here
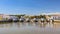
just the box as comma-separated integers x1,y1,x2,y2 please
0,14,10,21
0,14,3,20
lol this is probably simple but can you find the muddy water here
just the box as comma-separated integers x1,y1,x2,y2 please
0,22,60,34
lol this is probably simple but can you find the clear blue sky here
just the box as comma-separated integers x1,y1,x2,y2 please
0,0,60,15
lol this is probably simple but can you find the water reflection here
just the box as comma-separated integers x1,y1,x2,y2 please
0,22,55,28
0,22,60,34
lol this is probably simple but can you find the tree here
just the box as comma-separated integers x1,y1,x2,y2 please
40,15,46,19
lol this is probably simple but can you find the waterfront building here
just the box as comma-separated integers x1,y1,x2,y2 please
0,14,3,20
50,14,60,22
0,14,10,21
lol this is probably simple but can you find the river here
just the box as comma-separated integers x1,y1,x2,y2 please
0,22,60,34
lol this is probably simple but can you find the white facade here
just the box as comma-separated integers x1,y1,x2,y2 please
51,16,60,20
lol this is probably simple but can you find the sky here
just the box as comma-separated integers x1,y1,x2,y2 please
0,0,60,15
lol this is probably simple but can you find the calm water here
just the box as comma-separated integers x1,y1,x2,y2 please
0,22,60,34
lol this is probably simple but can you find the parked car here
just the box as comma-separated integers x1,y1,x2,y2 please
12,18,19,22
26,18,31,22
7,18,13,22
46,19,50,22
9,16,19,22
40,18,45,22
0,18,12,22
33,18,38,22
19,18,25,22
